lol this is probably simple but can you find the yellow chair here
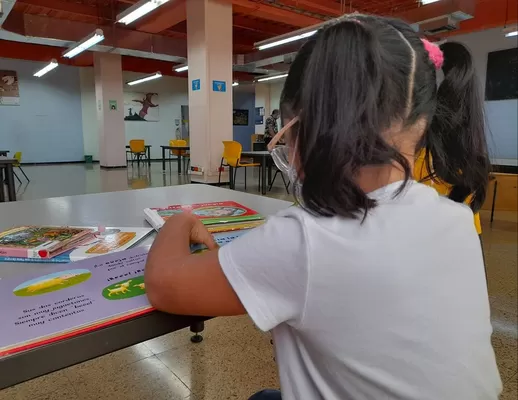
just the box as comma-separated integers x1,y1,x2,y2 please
169,139,190,173
218,141,260,190
129,140,147,166
13,151,29,182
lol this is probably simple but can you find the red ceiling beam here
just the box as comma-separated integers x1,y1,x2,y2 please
136,0,187,34
279,0,342,16
230,0,323,27
16,0,114,20
233,15,293,36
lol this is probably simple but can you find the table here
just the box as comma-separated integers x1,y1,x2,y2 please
126,145,152,166
0,150,9,157
0,158,17,202
0,184,291,389
241,151,273,195
161,145,190,174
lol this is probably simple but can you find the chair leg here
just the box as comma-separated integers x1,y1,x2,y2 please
19,166,30,182
490,180,498,226
268,170,279,191
233,168,238,190
13,170,22,184
218,159,224,185
244,167,247,190
279,171,289,194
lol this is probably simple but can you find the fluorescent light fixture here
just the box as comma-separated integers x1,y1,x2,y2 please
503,25,518,37
232,82,239,87
505,30,518,37
34,59,58,77
257,30,317,51
63,29,104,58
421,0,440,4
117,0,170,25
127,72,162,86
257,74,288,82
175,65,188,72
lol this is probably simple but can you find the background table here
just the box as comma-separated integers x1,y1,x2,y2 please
0,150,9,157
161,145,190,174
126,145,152,166
0,184,291,389
241,151,273,195
0,158,17,202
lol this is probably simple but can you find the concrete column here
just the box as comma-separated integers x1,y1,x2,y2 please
94,53,126,168
186,0,233,183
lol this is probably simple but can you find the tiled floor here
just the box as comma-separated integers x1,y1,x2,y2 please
1,162,517,399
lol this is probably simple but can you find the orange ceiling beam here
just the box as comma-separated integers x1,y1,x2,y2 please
136,0,187,34
230,0,323,27
233,15,293,36
16,0,114,20
279,0,342,16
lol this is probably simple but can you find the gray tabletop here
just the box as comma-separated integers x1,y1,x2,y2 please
0,184,291,388
0,157,16,164
241,151,271,156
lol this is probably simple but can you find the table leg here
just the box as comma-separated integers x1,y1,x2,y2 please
162,147,166,171
5,164,16,201
268,158,273,186
261,156,267,195
0,167,5,202
190,321,205,343
147,147,151,166
490,180,498,226
177,153,182,175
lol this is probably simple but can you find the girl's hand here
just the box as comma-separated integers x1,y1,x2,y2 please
161,213,218,251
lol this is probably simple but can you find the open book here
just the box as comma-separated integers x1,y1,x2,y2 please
0,227,153,263
144,201,264,231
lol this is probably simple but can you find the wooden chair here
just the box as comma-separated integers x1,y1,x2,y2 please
129,140,147,166
218,141,260,190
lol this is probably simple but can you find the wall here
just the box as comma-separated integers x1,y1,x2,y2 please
0,57,84,163
80,69,189,160
233,85,255,151
446,28,517,161
254,83,270,132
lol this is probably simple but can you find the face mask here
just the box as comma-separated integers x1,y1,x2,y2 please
271,142,303,202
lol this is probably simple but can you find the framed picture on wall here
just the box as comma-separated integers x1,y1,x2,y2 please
0,70,20,106
124,92,160,122
485,48,518,101
233,109,249,126
255,107,264,124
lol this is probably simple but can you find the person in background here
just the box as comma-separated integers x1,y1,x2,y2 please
264,109,280,146
145,14,501,400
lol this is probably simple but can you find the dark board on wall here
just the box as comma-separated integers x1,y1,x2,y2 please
233,109,249,126
485,47,518,101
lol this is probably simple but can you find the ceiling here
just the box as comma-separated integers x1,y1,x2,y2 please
0,0,516,80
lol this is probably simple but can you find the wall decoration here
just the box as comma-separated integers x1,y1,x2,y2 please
0,70,20,106
233,109,249,126
124,92,159,122
485,47,518,101
255,107,265,125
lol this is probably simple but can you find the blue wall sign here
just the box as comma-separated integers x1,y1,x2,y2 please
192,79,201,91
212,80,226,93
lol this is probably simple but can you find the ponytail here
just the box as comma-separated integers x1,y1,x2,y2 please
424,41,490,212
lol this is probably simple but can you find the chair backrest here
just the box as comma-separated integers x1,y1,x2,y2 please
13,151,22,166
222,141,243,167
171,139,187,156
129,139,145,153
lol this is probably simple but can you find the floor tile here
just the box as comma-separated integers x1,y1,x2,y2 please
492,334,518,384
0,370,71,400
144,327,194,355
64,343,153,384
501,373,517,400
72,356,191,400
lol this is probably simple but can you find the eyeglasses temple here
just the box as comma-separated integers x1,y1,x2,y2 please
267,116,299,152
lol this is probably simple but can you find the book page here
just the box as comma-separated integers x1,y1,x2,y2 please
0,247,152,356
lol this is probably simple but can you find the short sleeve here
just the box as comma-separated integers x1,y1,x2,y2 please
218,211,309,331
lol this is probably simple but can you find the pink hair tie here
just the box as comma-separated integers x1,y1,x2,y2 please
422,39,444,70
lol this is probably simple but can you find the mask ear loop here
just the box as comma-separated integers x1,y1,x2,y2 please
267,116,300,151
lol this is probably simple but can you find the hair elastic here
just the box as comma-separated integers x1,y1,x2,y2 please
421,39,444,70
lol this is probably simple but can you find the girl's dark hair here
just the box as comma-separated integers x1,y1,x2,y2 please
280,15,489,218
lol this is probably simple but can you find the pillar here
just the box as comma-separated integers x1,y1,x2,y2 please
187,0,233,183
94,53,126,168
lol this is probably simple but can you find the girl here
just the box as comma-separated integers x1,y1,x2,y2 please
145,14,501,400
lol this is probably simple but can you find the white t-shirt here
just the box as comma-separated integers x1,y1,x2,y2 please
219,181,502,400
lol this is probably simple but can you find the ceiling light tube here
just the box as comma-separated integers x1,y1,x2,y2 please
175,65,188,72
127,72,162,86
117,0,170,25
503,25,518,37
232,82,239,87
421,0,440,4
257,74,288,82
505,30,518,37
63,29,104,59
34,59,58,77
257,30,317,51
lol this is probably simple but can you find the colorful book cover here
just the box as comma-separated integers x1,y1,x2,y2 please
0,227,153,264
144,201,264,231
0,226,93,259
0,247,152,357
191,230,249,253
